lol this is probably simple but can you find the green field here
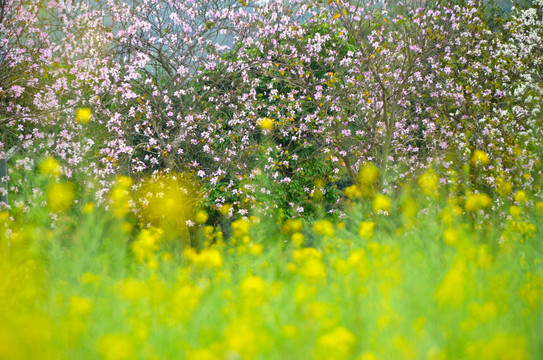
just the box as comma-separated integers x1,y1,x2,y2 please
1,164,542,360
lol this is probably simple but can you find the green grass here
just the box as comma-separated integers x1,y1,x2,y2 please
1,171,542,360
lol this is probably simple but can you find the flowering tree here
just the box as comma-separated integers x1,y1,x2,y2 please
2,0,542,217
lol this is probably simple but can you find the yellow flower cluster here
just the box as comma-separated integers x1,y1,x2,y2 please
257,117,274,130
131,227,162,268
47,182,74,213
470,150,490,166
313,219,334,237
137,173,199,239
3,159,543,360
465,192,492,212
184,247,223,270
418,170,439,198
110,176,133,218
39,156,61,178
359,221,375,239
373,194,391,213
75,107,92,124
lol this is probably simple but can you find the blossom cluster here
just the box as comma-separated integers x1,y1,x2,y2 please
1,0,542,216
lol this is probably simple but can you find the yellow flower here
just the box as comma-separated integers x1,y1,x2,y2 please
510,205,522,218
536,201,543,215
281,218,303,234
496,177,512,196
39,156,61,177
257,117,274,130
359,221,375,239
358,352,380,360
81,202,94,214
317,326,356,360
137,173,199,235
232,218,251,238
301,259,326,283
69,296,93,316
96,333,135,360
200,248,224,268
281,324,298,338
468,302,497,323
47,182,75,212
291,232,304,247
293,247,322,263
373,194,391,213
0,211,8,223
224,318,268,359
117,175,133,188
131,228,162,265
313,219,334,237
249,243,264,255
344,184,361,199
465,193,492,212
115,278,148,301
435,259,467,306
219,203,232,216
110,184,131,219
241,275,267,301
443,228,459,246
418,171,439,197
184,247,223,270
195,210,209,224
357,162,379,186
514,191,527,203
519,273,543,310
121,222,133,234
479,333,527,360
477,245,493,268
470,150,490,166
75,107,92,124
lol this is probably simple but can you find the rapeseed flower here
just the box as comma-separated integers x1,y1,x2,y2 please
293,248,322,262
475,333,527,360
257,117,274,130
184,247,223,269
316,326,356,360
110,179,132,218
137,173,199,236
300,258,327,283
75,107,92,124
514,191,527,203
313,219,334,237
496,177,512,196
418,170,439,197
96,333,135,360
281,218,303,234
344,184,361,199
69,296,93,316
291,232,304,247
224,319,268,359
359,221,375,239
232,218,251,238
195,210,208,224
358,162,379,185
81,202,94,214
470,150,490,166
373,194,391,213
443,228,459,246
47,182,74,212
241,275,266,298
131,228,162,265
435,259,467,306
39,156,61,178
465,193,492,212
